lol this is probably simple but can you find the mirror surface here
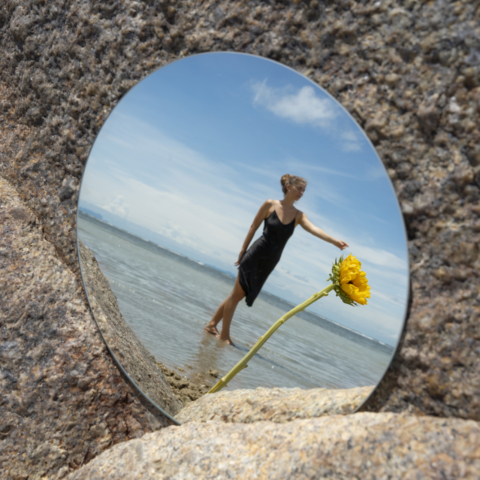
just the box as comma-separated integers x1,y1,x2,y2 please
77,52,409,420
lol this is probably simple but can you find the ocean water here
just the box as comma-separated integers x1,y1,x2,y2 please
77,212,393,392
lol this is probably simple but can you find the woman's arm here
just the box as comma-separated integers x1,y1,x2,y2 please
298,212,349,250
235,200,273,266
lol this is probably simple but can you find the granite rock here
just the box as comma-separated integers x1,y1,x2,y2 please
177,385,373,424
0,0,479,478
0,177,175,480
66,413,480,479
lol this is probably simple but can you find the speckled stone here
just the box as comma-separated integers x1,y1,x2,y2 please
0,177,175,480
177,386,373,424
66,413,480,479
0,0,480,478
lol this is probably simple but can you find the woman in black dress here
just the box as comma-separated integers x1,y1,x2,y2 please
204,174,349,345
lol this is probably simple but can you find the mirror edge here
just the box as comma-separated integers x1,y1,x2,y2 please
75,160,182,426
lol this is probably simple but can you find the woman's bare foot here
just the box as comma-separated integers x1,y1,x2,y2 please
204,324,220,336
217,335,235,346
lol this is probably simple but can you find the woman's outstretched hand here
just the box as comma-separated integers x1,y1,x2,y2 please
234,250,246,267
335,240,349,250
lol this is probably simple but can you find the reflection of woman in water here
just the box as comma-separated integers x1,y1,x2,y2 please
204,174,349,346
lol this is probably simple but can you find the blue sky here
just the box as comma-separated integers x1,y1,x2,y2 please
79,52,409,346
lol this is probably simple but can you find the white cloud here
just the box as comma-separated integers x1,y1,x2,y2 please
251,81,365,153
341,130,362,152
252,81,338,128
350,245,407,272
102,195,129,218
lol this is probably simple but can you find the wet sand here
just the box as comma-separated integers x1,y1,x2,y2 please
155,361,219,406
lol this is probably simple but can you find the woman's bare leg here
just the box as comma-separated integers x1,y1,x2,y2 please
217,276,245,345
204,300,226,335
204,276,246,345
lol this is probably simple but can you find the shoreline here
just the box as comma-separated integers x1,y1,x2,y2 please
78,239,214,410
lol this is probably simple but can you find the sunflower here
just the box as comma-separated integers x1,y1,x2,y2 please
328,254,371,306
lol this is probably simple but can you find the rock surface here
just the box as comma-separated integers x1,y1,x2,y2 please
0,177,175,480
66,413,480,479
78,239,182,417
177,386,373,424
0,0,479,478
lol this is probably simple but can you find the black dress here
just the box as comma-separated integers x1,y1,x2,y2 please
239,209,296,307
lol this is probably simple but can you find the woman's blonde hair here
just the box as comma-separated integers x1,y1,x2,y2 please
280,174,307,195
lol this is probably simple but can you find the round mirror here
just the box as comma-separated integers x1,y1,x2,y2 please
77,52,409,422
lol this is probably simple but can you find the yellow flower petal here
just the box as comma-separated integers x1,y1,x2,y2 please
337,254,371,306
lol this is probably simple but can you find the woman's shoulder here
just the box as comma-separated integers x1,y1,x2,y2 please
294,208,305,224
257,199,276,217
262,199,277,208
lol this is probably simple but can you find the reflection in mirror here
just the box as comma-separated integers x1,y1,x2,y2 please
76,52,409,421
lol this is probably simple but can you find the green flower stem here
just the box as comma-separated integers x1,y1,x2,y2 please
207,283,335,394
